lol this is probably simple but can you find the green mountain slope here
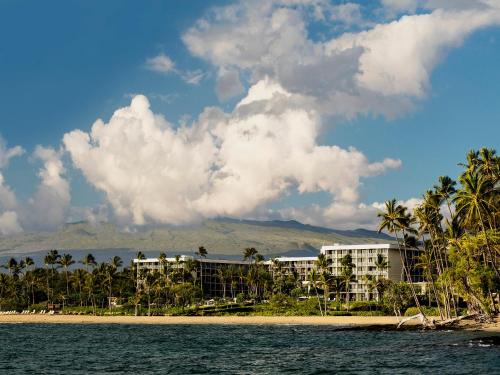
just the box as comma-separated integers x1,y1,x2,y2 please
0,218,393,257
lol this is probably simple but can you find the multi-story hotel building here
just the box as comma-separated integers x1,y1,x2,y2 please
320,243,423,301
134,243,423,301
267,257,318,283
134,256,250,298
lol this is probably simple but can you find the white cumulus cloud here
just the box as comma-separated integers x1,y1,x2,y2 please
0,211,22,235
0,173,18,212
0,135,24,234
63,80,401,226
0,134,24,168
30,146,70,229
328,6,500,97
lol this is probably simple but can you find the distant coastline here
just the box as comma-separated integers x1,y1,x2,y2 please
0,314,498,331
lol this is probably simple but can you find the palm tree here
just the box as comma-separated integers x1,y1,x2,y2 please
270,258,284,294
172,255,182,283
44,250,60,303
228,265,239,299
362,275,377,303
0,273,11,311
378,199,426,318
144,272,156,316
184,258,199,285
81,253,97,273
24,257,34,272
243,247,258,263
308,269,323,316
23,271,38,308
196,246,207,297
157,252,172,302
477,147,499,183
84,272,97,315
245,267,256,301
71,269,86,306
101,263,117,311
110,256,123,270
373,253,389,302
459,149,479,177
3,258,18,276
340,254,355,311
135,251,146,287
316,253,331,313
434,175,456,217
217,267,228,299
59,253,75,298
454,172,499,275
416,247,444,319
374,254,388,279
158,252,167,269
329,276,344,311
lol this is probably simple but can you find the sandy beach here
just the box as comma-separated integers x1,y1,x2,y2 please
0,314,411,326
0,314,498,331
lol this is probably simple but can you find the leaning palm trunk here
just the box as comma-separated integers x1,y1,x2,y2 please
323,285,329,314
79,284,83,307
148,291,151,316
314,286,323,316
395,231,426,320
65,269,70,298
434,223,460,318
419,235,444,319
426,270,444,320
426,229,453,319
430,234,451,318
345,287,350,311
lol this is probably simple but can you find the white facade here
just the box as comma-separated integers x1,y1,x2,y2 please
267,257,318,283
320,243,423,301
134,256,250,297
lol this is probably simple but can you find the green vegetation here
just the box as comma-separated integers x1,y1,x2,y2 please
377,147,499,324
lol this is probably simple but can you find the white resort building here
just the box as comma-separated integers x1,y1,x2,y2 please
319,243,423,301
134,256,250,298
268,257,318,283
133,243,423,302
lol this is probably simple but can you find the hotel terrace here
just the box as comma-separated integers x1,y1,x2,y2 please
134,243,423,302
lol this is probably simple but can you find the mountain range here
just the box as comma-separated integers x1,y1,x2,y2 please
0,218,392,262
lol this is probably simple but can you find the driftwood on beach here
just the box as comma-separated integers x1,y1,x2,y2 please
397,313,481,329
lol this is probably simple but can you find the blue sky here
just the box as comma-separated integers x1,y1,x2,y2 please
0,0,499,233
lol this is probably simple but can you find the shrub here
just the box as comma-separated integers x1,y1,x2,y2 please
383,282,413,316
236,293,245,303
404,306,441,317
347,301,380,311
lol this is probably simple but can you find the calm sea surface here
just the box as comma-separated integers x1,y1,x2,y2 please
0,324,499,374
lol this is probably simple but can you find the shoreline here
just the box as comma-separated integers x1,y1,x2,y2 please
0,314,498,331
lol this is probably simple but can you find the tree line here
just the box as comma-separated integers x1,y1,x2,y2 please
0,244,391,315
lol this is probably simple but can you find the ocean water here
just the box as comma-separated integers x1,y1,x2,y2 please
0,324,499,374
